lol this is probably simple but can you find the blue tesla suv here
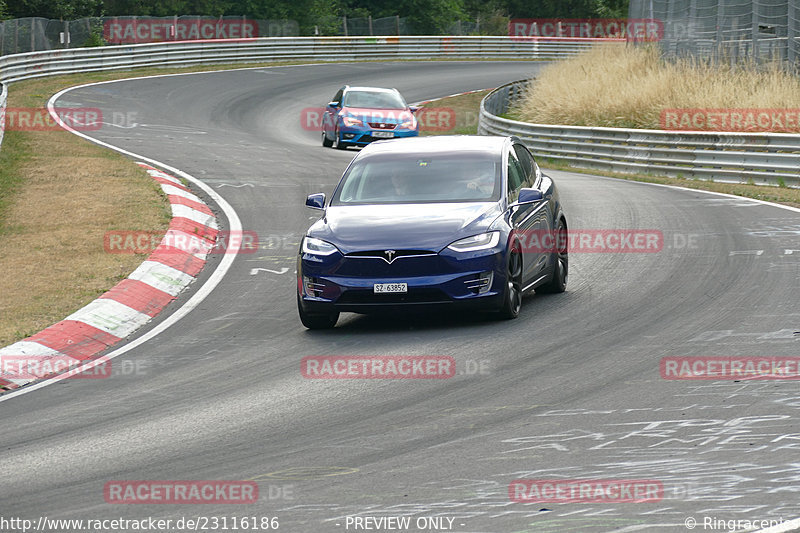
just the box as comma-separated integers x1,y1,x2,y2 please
297,135,568,329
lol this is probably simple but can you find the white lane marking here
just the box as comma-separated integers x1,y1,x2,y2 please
574,172,800,214
729,250,765,256
170,203,218,228
216,183,255,188
144,168,183,185
0,79,244,403
160,183,203,203
64,299,152,338
127,260,196,296
0,342,77,387
250,267,289,275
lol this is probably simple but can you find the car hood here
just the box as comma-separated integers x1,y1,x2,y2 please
309,203,503,254
341,106,413,124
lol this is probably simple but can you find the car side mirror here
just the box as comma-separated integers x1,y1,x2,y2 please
517,188,543,204
306,193,326,210
328,101,340,108
409,105,420,114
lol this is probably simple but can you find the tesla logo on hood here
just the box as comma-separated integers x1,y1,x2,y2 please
384,250,397,263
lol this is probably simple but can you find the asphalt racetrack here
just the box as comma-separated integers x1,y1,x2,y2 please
2,61,799,532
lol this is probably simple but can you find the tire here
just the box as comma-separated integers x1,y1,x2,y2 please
537,219,568,294
334,128,349,150
322,130,333,148
297,296,339,329
498,247,523,319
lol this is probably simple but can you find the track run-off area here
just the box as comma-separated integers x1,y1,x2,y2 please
1,61,799,533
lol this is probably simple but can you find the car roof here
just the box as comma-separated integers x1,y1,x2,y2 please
359,135,510,157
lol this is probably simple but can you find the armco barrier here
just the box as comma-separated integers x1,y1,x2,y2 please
0,36,617,85
479,80,800,188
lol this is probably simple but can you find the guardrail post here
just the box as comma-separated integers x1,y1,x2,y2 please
789,0,797,68
715,1,724,61
752,0,759,62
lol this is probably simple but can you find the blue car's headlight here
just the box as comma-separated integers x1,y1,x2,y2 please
342,115,364,127
302,236,339,256
399,115,417,129
447,231,500,252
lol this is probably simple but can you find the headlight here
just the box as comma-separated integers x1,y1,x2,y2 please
302,237,339,256
399,115,417,129
447,232,500,252
342,115,363,127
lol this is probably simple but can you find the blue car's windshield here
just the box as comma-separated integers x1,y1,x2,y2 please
331,152,502,205
343,91,406,109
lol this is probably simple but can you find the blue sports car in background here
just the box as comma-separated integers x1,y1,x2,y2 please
321,86,419,149
297,135,568,329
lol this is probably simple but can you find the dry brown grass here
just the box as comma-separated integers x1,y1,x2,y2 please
0,88,170,346
514,43,800,129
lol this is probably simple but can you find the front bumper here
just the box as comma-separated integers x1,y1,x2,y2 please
298,249,505,314
338,125,419,145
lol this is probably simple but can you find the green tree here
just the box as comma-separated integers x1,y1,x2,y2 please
6,0,103,18
341,0,466,34
593,0,628,18
0,0,10,19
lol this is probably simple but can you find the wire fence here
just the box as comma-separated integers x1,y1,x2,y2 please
0,14,510,54
0,16,300,55
629,0,800,66
340,16,409,36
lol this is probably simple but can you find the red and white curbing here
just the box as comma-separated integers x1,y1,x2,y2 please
0,162,217,390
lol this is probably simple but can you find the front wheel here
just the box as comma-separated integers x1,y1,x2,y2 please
498,248,523,319
322,130,333,147
537,219,568,294
334,127,349,150
298,296,339,329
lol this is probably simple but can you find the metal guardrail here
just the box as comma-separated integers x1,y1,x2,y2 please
479,80,800,188
0,36,616,85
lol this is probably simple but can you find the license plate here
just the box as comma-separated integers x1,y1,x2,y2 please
374,283,407,293
372,131,394,138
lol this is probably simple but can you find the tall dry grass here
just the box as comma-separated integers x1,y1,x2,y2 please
515,43,800,129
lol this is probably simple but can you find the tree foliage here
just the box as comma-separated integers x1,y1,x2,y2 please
3,0,630,32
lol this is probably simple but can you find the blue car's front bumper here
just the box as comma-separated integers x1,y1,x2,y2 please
338,124,419,146
297,248,507,314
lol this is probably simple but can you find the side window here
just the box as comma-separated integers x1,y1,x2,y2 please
332,89,343,105
513,144,535,186
507,153,525,202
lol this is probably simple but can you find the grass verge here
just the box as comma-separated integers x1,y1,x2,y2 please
419,90,490,136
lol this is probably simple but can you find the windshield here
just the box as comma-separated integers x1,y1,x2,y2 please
342,90,407,109
331,152,502,205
